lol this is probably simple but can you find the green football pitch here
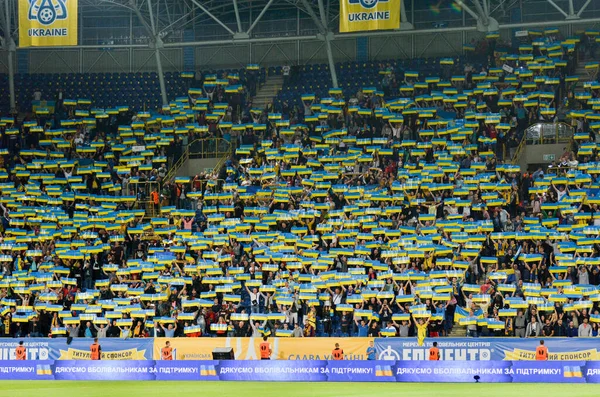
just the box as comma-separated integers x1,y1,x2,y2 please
0,382,597,397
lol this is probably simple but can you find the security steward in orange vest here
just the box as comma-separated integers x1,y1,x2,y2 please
260,336,272,360
332,343,344,360
536,340,548,361
15,341,26,360
90,338,101,360
162,341,173,360
429,341,440,360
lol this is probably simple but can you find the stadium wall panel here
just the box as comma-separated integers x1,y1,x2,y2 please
413,32,463,58
252,43,298,66
29,50,81,74
1,338,600,362
82,50,130,74
369,36,412,61
1,359,599,382
131,49,183,73
196,45,251,70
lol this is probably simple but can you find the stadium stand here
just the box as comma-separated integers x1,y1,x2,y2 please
0,68,266,114
1,29,600,342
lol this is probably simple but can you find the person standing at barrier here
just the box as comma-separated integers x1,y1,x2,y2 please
413,314,431,347
332,343,344,360
366,341,375,360
162,341,173,360
514,310,526,338
429,342,440,361
535,340,548,361
90,338,101,360
260,336,272,360
15,341,26,360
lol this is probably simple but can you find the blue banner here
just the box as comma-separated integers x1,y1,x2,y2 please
1,360,600,382
0,338,153,360
374,338,600,361
1,338,599,362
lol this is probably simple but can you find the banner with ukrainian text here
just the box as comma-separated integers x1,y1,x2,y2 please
153,337,372,361
339,0,400,33
1,360,600,382
0,338,152,360
375,338,600,361
19,0,78,47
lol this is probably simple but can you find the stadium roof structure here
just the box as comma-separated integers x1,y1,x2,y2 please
1,0,600,110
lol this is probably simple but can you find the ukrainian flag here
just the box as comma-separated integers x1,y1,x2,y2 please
36,364,52,376
200,365,217,376
563,366,582,378
276,329,293,337
375,365,394,377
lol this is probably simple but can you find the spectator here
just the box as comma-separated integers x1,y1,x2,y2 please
578,318,593,337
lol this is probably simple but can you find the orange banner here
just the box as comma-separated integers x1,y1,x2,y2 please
153,337,373,360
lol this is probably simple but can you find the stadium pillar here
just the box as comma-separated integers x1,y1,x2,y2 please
299,0,338,87
566,0,580,19
153,39,168,106
456,0,498,32
324,34,339,88
3,0,15,112
132,0,168,106
400,0,414,30
7,41,15,113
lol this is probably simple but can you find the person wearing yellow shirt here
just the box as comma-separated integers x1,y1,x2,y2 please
423,253,433,271
412,314,431,347
304,307,316,337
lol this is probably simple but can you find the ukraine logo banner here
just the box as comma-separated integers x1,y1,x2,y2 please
19,0,78,47
340,0,400,33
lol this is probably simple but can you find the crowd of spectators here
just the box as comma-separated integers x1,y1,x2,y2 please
1,31,600,340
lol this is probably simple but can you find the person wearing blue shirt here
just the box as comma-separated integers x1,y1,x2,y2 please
84,322,94,338
366,341,376,360
355,319,370,337
160,322,177,338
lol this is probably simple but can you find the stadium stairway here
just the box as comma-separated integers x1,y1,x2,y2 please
447,324,468,337
574,57,599,92
252,75,284,108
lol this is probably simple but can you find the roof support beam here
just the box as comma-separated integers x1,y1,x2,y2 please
470,0,489,26
233,0,243,32
577,0,592,18
454,0,480,21
128,0,154,37
189,0,235,36
246,0,275,37
546,0,569,18
300,0,327,33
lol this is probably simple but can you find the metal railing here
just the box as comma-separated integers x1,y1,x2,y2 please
127,181,160,220
163,149,189,184
510,135,526,165
509,122,574,165
188,138,232,159
163,138,233,183
525,122,574,145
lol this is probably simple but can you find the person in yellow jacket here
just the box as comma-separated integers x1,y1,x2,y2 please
412,314,431,347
